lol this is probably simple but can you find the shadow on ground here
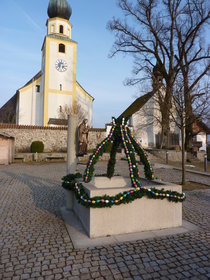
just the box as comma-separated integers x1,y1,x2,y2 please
2,170,65,217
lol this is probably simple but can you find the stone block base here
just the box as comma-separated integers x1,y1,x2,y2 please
66,177,182,238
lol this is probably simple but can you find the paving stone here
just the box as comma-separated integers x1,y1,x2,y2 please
0,162,210,280
91,271,101,278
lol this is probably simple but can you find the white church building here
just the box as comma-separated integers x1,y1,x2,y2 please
0,0,94,126
120,65,208,152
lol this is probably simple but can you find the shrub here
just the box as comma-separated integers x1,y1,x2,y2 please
31,141,44,153
207,146,210,161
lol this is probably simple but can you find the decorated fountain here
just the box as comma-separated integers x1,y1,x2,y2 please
62,117,185,238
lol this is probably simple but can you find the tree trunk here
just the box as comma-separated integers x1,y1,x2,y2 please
162,82,173,149
184,76,193,152
181,126,186,185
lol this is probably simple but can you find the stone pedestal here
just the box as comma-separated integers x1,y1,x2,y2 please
65,190,74,210
66,177,182,238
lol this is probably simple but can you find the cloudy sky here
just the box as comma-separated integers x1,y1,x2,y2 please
0,0,140,127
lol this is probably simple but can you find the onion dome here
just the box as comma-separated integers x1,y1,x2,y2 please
48,0,72,20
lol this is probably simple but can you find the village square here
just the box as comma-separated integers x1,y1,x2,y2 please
0,0,210,279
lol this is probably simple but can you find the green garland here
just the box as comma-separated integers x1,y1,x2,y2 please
107,120,122,178
84,123,116,183
62,173,186,208
84,117,154,183
62,116,186,208
128,128,154,180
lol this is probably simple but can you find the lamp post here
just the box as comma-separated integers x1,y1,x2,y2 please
204,153,207,173
166,150,169,165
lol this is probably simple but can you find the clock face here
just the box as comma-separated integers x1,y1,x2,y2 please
55,59,68,72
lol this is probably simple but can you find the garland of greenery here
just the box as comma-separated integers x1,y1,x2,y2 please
84,117,154,183
62,173,186,208
62,117,186,208
128,128,154,180
84,123,116,183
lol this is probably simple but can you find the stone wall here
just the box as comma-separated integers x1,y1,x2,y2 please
88,129,106,151
0,124,106,153
151,149,187,162
197,151,206,162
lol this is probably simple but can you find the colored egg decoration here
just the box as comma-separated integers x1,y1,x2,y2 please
64,117,186,209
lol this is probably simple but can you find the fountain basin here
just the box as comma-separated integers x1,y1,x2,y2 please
66,176,182,238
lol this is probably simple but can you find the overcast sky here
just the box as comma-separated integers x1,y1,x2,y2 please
0,0,140,127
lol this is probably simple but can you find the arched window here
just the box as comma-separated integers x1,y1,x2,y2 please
59,44,65,53
59,25,64,34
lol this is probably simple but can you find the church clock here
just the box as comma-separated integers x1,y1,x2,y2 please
55,59,68,72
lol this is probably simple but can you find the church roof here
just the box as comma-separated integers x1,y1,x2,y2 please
20,71,42,90
47,34,77,43
0,94,17,124
193,119,210,134
48,118,68,126
76,81,95,101
48,0,72,21
120,91,154,119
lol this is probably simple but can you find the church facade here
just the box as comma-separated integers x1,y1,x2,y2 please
0,0,94,126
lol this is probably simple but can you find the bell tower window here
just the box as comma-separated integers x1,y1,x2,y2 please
59,44,65,53
59,25,64,34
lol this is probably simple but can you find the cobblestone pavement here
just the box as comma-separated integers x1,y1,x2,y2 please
0,162,210,280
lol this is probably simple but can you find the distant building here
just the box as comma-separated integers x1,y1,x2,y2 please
122,64,209,152
121,65,180,149
192,120,210,152
0,0,94,126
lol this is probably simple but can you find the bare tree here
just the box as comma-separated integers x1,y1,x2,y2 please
108,0,183,148
174,0,210,151
169,74,209,184
108,0,210,149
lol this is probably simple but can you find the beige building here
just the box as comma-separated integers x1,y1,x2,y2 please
0,133,15,165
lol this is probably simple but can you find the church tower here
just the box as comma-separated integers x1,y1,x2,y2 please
1,0,93,126
41,0,77,125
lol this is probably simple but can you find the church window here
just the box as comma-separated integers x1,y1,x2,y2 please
36,85,40,93
59,44,65,53
59,25,64,34
60,84,62,91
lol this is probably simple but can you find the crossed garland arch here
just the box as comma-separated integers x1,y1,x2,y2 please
62,117,186,207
